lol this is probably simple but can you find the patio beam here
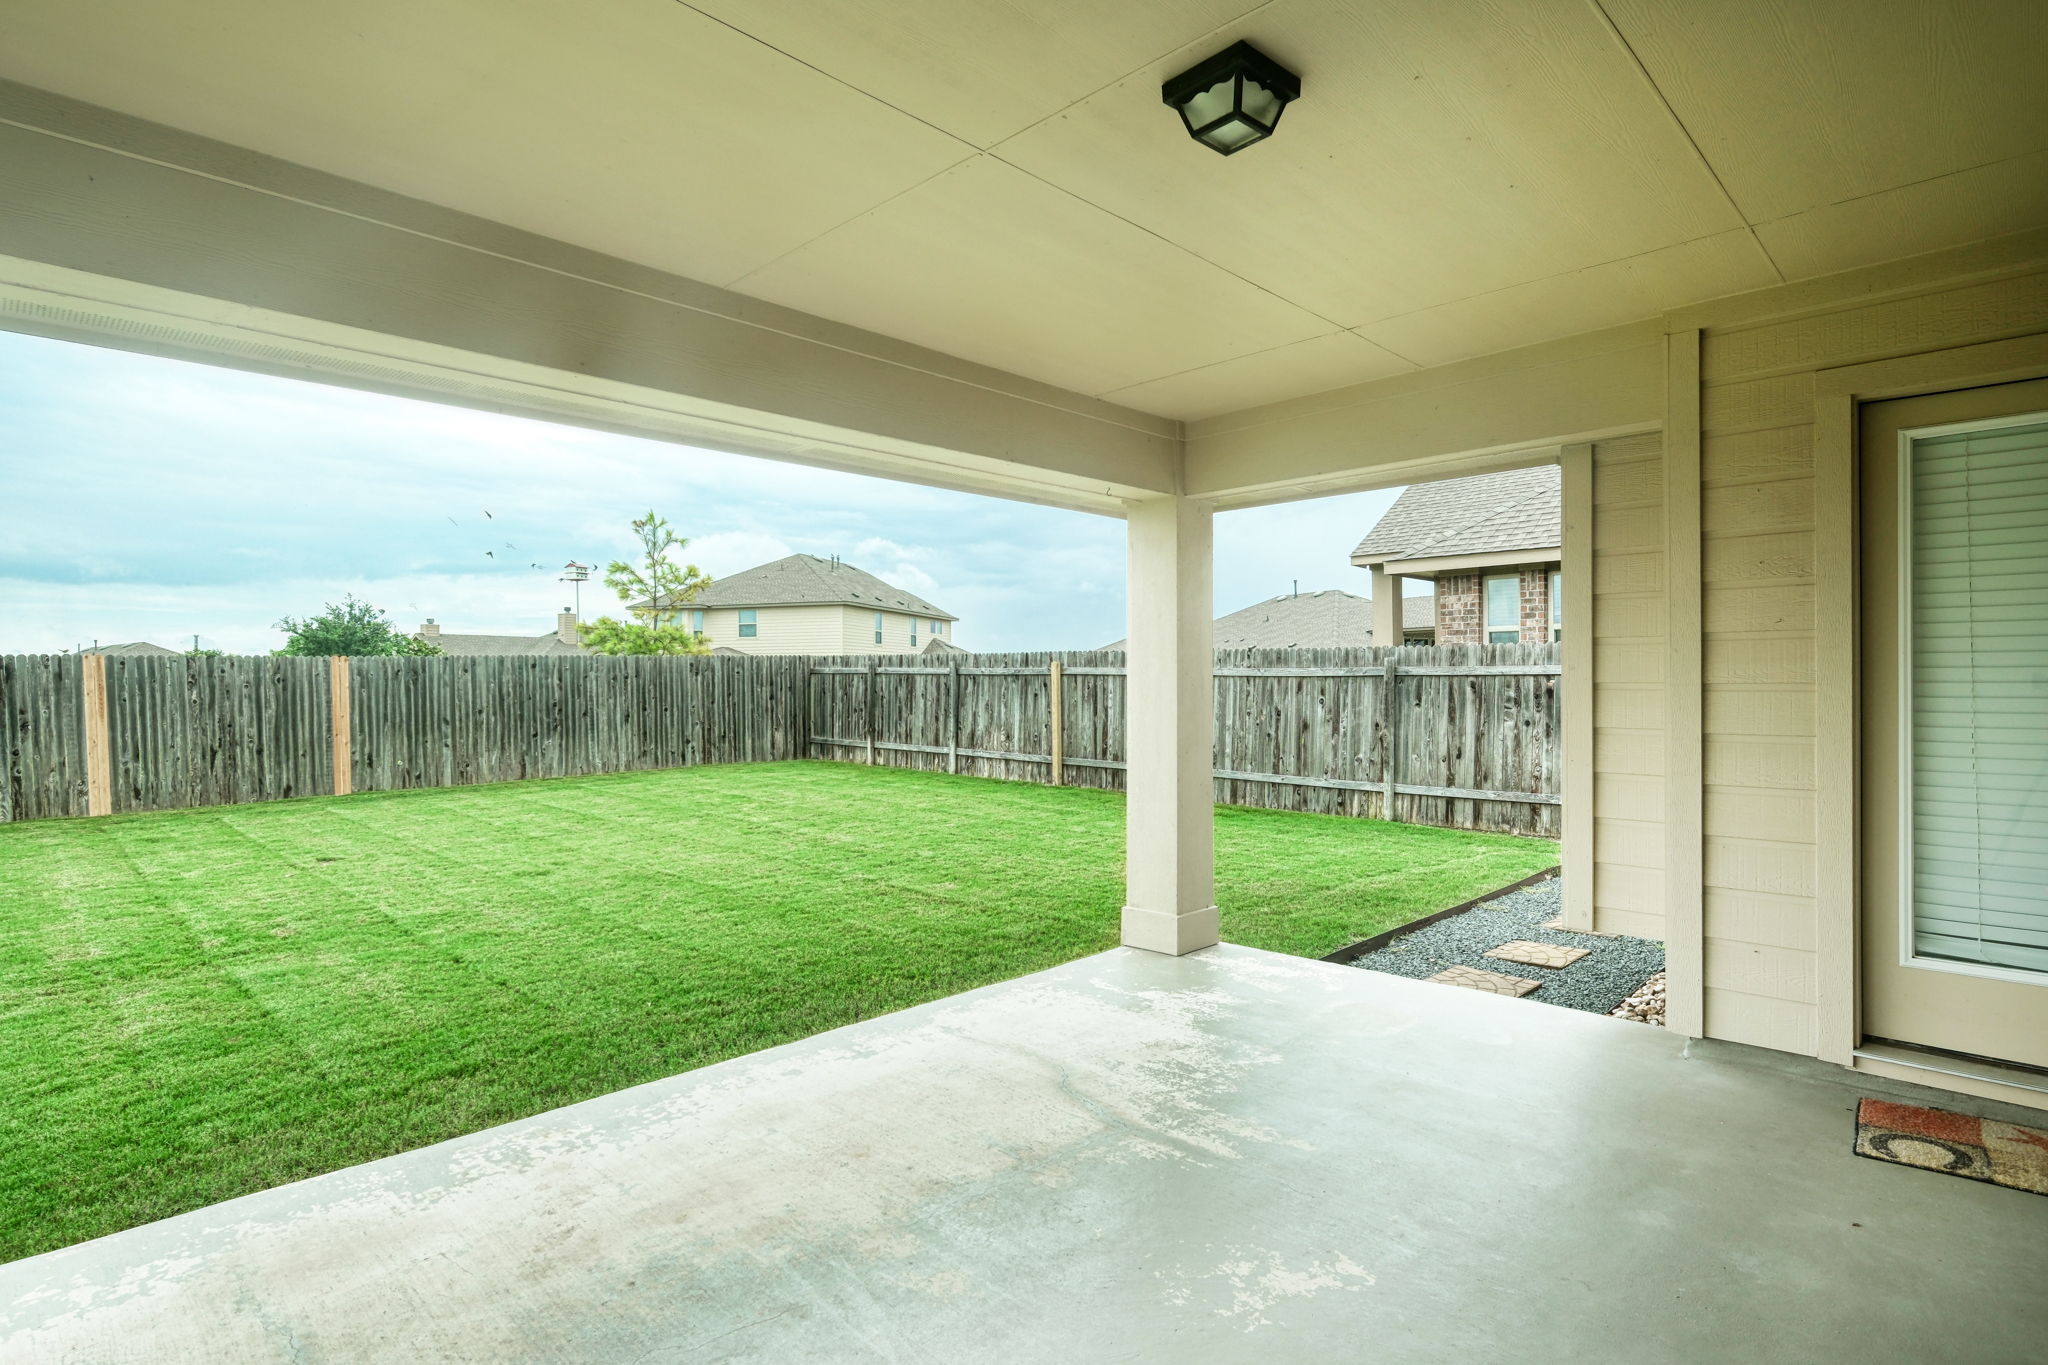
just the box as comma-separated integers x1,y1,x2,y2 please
0,81,1176,516
1121,495,1218,956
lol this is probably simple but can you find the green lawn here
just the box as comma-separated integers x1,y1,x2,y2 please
0,761,1555,1262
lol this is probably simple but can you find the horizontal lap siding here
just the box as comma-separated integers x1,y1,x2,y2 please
1592,431,1666,935
1690,262,2048,1056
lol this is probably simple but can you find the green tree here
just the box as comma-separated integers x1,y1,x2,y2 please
575,619,710,655
275,595,444,657
579,511,713,656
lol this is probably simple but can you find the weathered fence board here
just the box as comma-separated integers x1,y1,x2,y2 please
2,645,1558,834
0,653,811,823
806,643,1561,835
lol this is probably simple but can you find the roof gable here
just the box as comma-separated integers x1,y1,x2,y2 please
1353,466,1560,562
690,554,955,619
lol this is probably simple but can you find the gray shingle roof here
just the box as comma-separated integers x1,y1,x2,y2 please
422,632,585,657
1099,589,1433,651
85,641,181,657
685,554,955,620
1352,466,1560,562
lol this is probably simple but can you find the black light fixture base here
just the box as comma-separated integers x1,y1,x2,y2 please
1161,40,1301,156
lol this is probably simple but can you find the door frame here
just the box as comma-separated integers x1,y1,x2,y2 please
1812,332,2048,1066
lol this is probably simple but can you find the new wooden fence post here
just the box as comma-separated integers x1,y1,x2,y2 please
329,656,353,796
1379,653,1402,823
864,657,877,765
1047,659,1065,786
81,652,112,816
948,656,961,774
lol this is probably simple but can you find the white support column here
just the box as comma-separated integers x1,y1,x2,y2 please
1369,564,1401,646
1122,495,1218,956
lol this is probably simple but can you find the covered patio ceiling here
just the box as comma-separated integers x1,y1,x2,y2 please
2,1,2042,421
6,947,2043,1361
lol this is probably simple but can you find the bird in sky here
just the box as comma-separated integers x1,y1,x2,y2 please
483,509,494,519
484,550,495,559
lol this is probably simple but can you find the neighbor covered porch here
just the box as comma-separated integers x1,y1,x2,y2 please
6,945,2042,1362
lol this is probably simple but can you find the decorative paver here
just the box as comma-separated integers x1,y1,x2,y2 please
1427,965,1541,997
1486,939,1591,969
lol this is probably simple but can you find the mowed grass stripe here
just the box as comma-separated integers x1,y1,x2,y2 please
0,761,1554,1262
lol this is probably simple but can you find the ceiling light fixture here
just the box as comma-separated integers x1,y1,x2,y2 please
1161,40,1300,156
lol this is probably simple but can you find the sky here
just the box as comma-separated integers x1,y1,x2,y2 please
0,330,1409,655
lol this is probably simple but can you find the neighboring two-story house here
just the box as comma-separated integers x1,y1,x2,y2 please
667,554,957,656
1350,466,1561,646
415,556,958,657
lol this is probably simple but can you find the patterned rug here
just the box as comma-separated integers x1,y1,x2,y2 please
1854,1099,2048,1195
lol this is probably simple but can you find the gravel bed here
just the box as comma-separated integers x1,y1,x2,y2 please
1347,877,1665,1016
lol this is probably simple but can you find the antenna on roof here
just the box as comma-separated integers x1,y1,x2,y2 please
1292,579,1298,598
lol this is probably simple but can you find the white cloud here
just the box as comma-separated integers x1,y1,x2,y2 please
0,331,1414,657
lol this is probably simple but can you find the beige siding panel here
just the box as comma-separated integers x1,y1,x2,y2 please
1703,687,1814,738
1593,686,1663,730
1592,505,1661,552
1704,942,1818,1005
1594,904,1665,940
1701,479,1815,537
1594,642,1663,684
1705,738,1814,790
1695,687,1810,740
1703,638,1813,686
1595,863,1663,913
1700,270,2048,383
1595,730,1663,777
1704,787,1816,842
1594,818,1664,871
1594,773,1663,821
1704,989,1818,1054
1702,531,1815,584
1699,426,1814,486
1590,431,1667,938
1705,889,1820,952
1592,552,1663,595
1591,457,1663,508
1703,583,1815,635
1701,373,1814,435
1590,594,1665,640
1683,252,2048,1059
1705,837,1817,898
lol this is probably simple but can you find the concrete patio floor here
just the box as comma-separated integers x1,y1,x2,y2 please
4,945,2044,1363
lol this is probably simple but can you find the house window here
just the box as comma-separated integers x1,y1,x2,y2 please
873,612,884,644
931,619,943,636
738,609,757,638
690,609,705,634
1484,574,1520,643
1548,571,1562,642
910,618,918,647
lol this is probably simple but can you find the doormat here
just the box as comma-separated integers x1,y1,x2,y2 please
1854,1099,2048,1195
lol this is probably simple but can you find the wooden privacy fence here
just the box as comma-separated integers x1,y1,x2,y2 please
808,643,1561,835
2,644,1559,833
0,652,809,822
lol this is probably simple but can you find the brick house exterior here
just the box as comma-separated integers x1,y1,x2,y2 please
1431,566,1559,645
1350,467,1561,645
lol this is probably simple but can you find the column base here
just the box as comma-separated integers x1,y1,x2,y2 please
1121,904,1220,956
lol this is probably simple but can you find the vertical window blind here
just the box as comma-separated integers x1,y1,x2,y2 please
1908,416,2048,973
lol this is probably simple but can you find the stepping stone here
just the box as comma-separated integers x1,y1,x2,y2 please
1486,939,1591,969
1428,965,1541,997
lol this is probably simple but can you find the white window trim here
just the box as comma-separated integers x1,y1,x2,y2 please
1893,406,2048,990
1483,572,1520,642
